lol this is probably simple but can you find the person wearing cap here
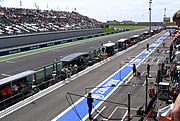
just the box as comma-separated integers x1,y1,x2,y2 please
173,10,180,27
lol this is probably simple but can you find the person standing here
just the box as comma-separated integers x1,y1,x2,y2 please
147,64,150,77
133,64,137,76
146,43,149,51
73,64,78,74
162,39,165,47
87,92,94,120
170,43,173,62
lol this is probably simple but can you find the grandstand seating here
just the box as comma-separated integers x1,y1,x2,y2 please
0,7,102,35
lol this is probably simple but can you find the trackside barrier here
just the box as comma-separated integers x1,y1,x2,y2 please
0,80,65,119
0,30,129,56
0,37,137,118
53,32,169,121
0,31,164,119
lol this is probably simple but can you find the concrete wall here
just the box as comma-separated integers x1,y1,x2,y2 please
0,28,103,49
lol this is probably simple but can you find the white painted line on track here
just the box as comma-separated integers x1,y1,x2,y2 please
162,50,164,54
0,31,134,63
141,71,146,76
108,106,119,119
117,106,139,111
125,75,133,85
121,110,128,121
5,60,16,63
1,74,11,77
0,29,160,63
125,70,145,85
144,58,148,63
1,32,142,120
143,80,146,86
93,106,106,120
156,59,160,64
53,32,169,121
107,106,138,120
151,58,155,62
120,106,139,121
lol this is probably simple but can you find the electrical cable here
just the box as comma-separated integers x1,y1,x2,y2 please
69,93,83,120
66,92,132,120
66,93,83,121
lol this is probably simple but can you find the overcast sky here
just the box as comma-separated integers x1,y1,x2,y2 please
0,0,179,22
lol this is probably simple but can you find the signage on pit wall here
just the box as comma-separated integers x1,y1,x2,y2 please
163,22,176,25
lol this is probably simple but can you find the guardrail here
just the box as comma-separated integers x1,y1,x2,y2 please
0,31,125,56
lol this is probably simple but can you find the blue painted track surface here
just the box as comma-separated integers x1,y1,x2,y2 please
52,32,169,121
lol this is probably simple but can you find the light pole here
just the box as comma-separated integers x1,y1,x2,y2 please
149,0,152,32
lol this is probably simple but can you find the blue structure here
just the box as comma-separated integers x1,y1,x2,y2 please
52,33,169,121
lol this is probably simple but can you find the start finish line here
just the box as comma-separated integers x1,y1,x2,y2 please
52,32,169,121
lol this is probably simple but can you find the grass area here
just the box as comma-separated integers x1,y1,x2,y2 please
109,24,149,31
0,30,131,61
102,27,114,32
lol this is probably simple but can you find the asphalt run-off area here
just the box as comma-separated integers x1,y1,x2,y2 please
0,31,131,62
52,32,169,121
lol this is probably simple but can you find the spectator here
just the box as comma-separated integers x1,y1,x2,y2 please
12,83,19,94
18,81,24,91
0,7,103,35
4,84,12,96
65,66,71,78
170,68,175,83
67,68,72,78
0,88,6,99
73,64,78,74
172,94,180,121
61,67,67,80
173,10,180,27
171,10,180,121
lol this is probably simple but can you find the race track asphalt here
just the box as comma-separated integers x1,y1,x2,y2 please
0,28,165,121
0,27,158,79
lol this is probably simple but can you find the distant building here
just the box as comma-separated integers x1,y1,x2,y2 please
122,20,136,24
106,20,163,26
107,20,120,24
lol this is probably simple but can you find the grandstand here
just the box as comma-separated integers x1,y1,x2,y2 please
0,7,102,35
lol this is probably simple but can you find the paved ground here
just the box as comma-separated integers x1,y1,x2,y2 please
0,27,158,79
89,32,172,121
0,30,166,121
